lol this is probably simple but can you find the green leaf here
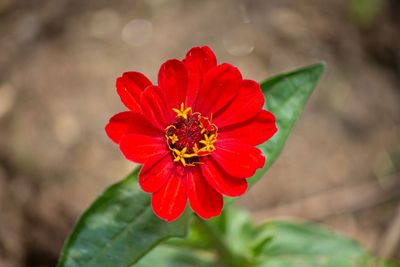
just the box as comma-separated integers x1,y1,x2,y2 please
57,168,190,267
258,221,371,267
250,62,325,186
133,243,214,267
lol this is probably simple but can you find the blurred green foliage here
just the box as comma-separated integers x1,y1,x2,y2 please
348,0,386,26
137,207,398,267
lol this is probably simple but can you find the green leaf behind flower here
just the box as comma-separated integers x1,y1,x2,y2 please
57,63,324,267
251,62,325,186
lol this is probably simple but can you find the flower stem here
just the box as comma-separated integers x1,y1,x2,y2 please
193,215,252,267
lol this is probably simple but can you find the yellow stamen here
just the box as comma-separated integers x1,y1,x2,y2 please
193,144,200,153
172,147,198,166
168,134,179,144
172,103,192,120
173,147,187,165
199,134,217,152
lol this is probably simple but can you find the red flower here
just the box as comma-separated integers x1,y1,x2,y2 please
105,46,277,222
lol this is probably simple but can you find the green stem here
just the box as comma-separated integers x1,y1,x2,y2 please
193,216,252,267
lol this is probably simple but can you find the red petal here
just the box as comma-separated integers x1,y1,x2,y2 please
212,141,265,178
195,63,242,116
119,134,166,164
116,72,152,112
139,152,174,193
201,157,248,197
219,110,277,145
141,85,174,130
214,80,264,128
158,59,188,110
183,46,217,106
105,111,135,144
124,71,153,90
116,78,140,112
187,167,223,219
105,111,161,144
151,168,187,222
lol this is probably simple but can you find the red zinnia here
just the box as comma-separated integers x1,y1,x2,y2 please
105,46,277,222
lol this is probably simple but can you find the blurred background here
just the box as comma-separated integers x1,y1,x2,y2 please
0,0,399,266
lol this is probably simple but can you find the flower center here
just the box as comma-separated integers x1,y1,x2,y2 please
165,103,218,167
